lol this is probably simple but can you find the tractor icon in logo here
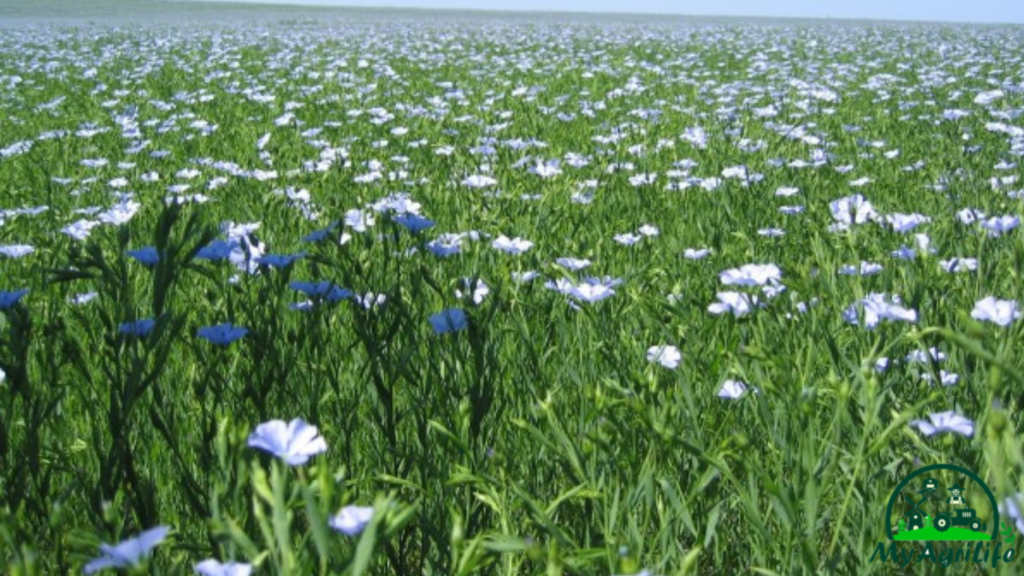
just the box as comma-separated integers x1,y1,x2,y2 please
933,483,985,533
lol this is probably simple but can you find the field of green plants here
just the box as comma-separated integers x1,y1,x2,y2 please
2,2,1024,574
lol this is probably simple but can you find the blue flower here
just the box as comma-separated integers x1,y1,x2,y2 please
119,319,156,337
194,559,252,576
289,280,352,302
0,289,28,309
394,213,435,233
430,309,468,334
127,246,159,266
329,505,374,537
195,240,234,261
0,244,34,258
255,252,306,268
247,418,327,465
84,526,169,574
301,221,339,242
197,323,248,346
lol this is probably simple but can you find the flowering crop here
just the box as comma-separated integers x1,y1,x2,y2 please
0,4,1023,575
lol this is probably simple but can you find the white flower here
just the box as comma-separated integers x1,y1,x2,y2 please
0,244,34,258
329,505,374,536
684,248,711,260
84,526,169,574
939,258,978,273
70,292,99,305
843,293,917,328
569,282,615,303
828,194,878,230
875,358,890,373
839,262,883,276
492,235,533,255
512,270,540,283
455,278,489,305
247,419,328,466
971,297,1021,326
708,292,759,317
905,348,946,363
344,209,375,233
909,411,974,437
62,219,101,241
647,345,681,369
717,380,748,399
719,264,781,286
975,89,1004,106
614,233,642,245
884,213,931,233
462,174,497,188
555,257,591,271
921,370,959,386
194,559,253,576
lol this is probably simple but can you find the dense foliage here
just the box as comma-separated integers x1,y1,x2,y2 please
1,4,1024,574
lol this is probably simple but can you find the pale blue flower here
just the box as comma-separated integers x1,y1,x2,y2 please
462,174,497,188
1000,495,1024,536
247,418,327,466
329,505,374,537
614,233,642,246
647,345,681,369
0,244,34,258
905,348,946,363
708,292,759,317
939,258,978,273
70,292,98,305
718,380,749,399
344,209,375,233
512,270,540,283
194,560,252,576
84,526,169,574
426,234,463,257
492,235,533,255
843,293,917,328
971,296,1021,326
555,257,591,271
981,215,1019,237
910,411,974,437
921,370,959,386
719,264,781,286
839,262,883,276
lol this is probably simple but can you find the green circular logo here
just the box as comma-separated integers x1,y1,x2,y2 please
885,463,1000,542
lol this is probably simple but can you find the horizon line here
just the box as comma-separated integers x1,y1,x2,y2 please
177,0,1024,26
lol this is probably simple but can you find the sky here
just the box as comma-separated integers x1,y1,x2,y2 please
200,0,1024,24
